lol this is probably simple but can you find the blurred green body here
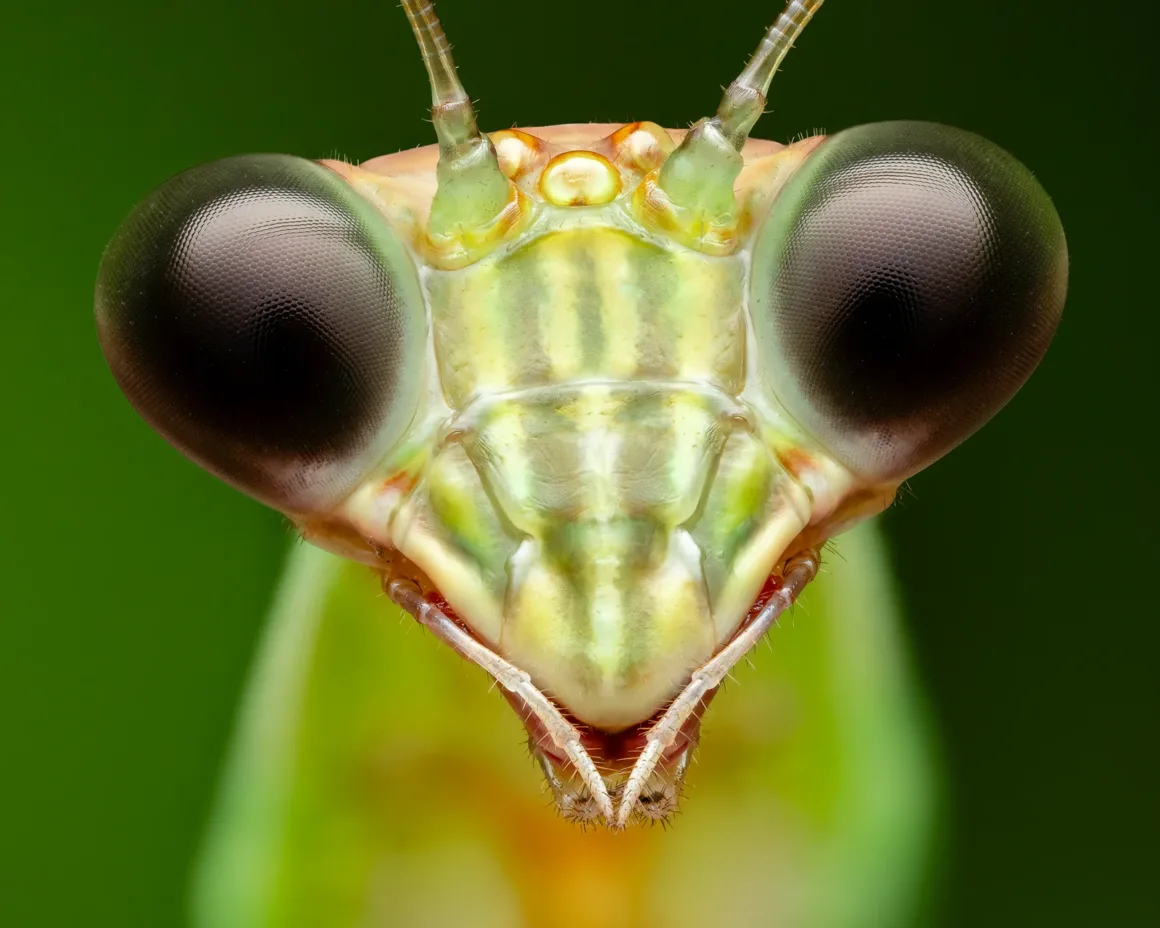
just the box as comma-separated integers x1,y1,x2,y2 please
194,522,934,927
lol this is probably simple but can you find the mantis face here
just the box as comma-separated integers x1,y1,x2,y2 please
94,0,1066,827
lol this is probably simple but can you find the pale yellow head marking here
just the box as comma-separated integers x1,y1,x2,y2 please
539,151,622,206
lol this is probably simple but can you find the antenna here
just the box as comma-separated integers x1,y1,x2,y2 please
650,0,825,252
402,0,480,149
400,0,517,262
718,0,824,148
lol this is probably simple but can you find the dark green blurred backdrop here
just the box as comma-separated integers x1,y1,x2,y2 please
2,1,1156,924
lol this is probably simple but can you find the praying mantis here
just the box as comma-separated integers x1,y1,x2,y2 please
94,1,1066,924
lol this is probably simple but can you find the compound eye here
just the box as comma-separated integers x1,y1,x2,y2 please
95,154,425,511
750,121,1068,481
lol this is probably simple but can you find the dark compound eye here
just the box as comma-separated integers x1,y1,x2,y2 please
750,121,1067,481
95,154,425,511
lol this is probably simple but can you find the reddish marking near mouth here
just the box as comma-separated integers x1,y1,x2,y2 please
502,686,719,772
744,571,786,630
482,570,788,774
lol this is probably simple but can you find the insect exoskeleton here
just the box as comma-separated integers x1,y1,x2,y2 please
94,0,1066,826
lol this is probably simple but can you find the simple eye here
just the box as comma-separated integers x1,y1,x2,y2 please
95,154,425,511
750,121,1067,481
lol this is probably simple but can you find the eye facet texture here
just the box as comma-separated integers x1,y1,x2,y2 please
95,154,425,511
750,121,1068,481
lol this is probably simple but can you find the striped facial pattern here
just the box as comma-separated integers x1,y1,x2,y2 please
427,226,745,404
375,210,827,731
393,381,811,730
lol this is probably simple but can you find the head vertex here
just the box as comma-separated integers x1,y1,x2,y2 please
644,0,825,253
400,0,523,266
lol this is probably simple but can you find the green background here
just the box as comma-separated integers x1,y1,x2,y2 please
2,0,1156,924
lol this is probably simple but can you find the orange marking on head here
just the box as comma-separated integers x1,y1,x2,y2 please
382,470,417,495
776,447,817,481
608,121,675,174
490,129,546,180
